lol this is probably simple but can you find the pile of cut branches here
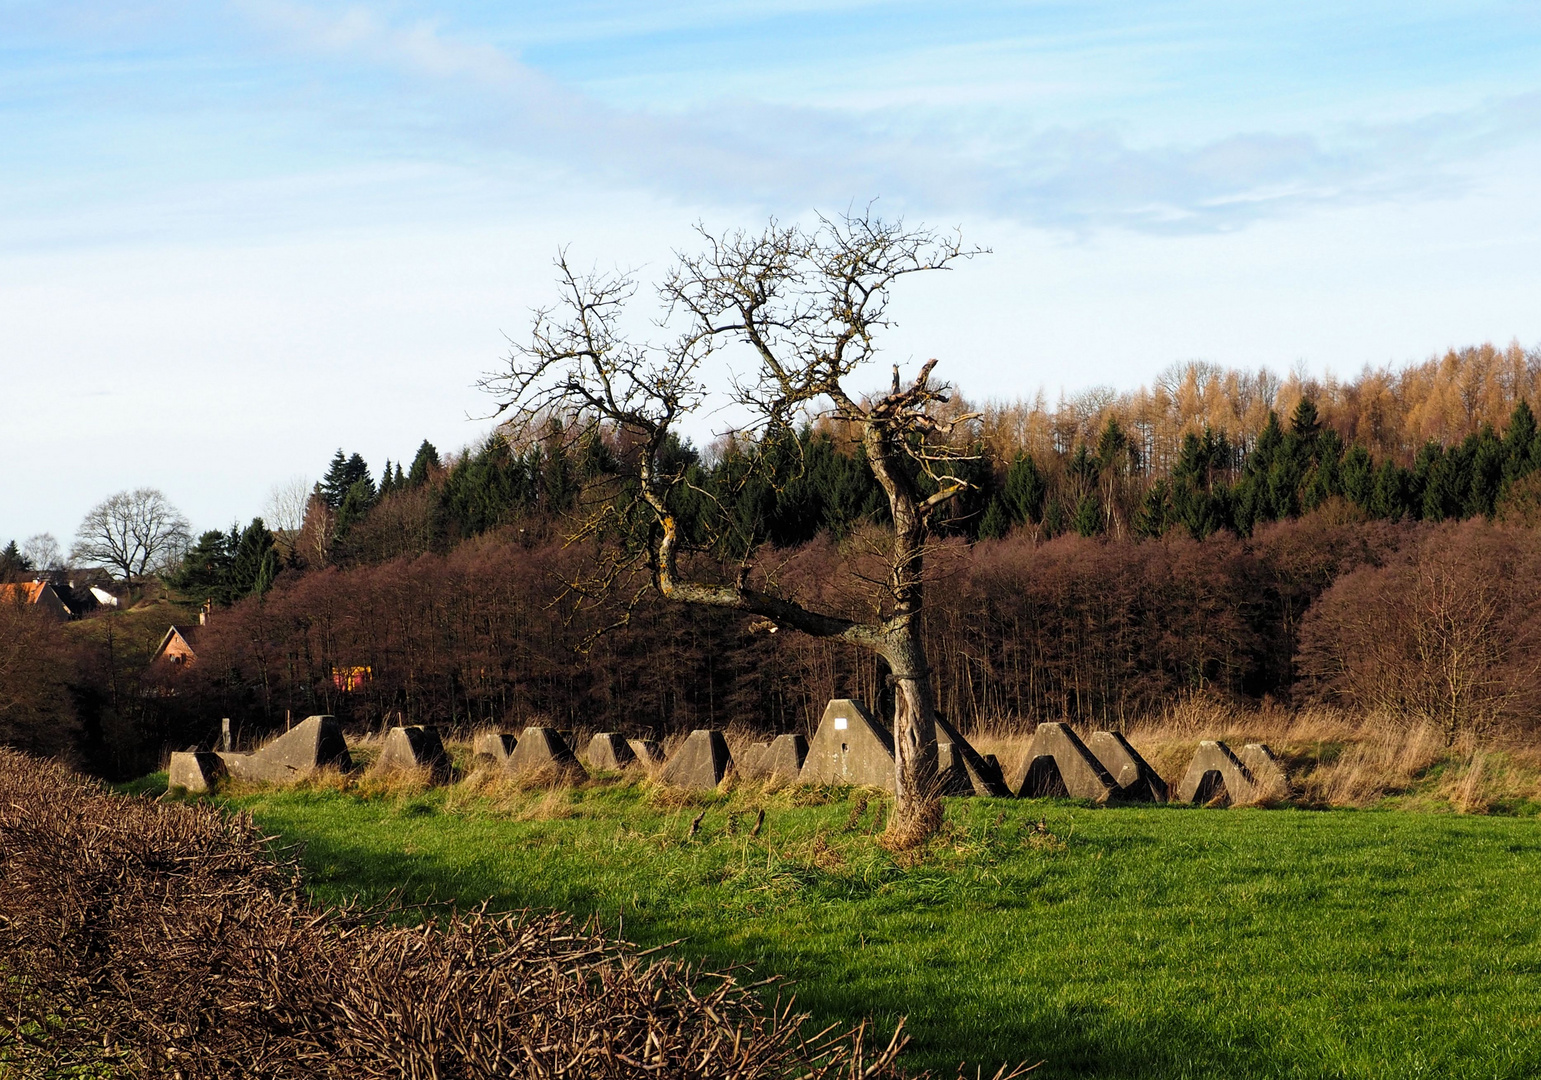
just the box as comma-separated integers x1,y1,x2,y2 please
0,749,1021,1078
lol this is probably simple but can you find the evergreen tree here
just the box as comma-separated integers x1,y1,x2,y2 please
378,459,395,497
335,479,376,538
977,497,1009,540
408,440,442,487
1369,460,1409,521
230,518,279,599
1465,425,1504,518
0,540,31,581
1134,480,1170,538
1073,493,1103,537
1503,399,1537,482
1340,443,1375,507
320,450,351,509
1002,453,1047,525
170,529,236,604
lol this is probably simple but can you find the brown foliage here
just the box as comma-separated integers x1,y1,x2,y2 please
1297,521,1541,740
0,601,79,758
0,747,984,1079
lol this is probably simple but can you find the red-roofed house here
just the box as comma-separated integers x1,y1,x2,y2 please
0,581,71,621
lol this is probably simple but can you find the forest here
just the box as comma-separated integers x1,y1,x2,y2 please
6,341,1541,778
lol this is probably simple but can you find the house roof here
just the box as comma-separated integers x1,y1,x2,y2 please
0,581,71,618
151,624,199,666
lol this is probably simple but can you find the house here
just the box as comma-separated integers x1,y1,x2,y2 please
0,581,71,621
151,625,199,669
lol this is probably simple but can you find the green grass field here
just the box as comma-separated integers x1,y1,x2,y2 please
199,779,1541,1079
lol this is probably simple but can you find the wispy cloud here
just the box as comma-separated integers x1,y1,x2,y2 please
233,2,1541,235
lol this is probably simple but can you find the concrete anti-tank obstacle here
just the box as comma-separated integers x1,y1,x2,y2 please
374,725,452,782
472,731,516,766
1175,740,1256,805
737,742,770,779
627,739,663,769
1239,743,1289,800
168,751,227,794
799,699,896,790
504,726,585,783
659,729,733,790
1086,731,1169,802
586,732,638,772
935,716,1012,797
1009,722,1119,803
217,715,352,784
757,733,807,782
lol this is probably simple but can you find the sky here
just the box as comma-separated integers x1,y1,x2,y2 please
4,1,1541,545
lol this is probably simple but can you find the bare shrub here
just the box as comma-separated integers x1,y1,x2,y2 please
0,748,1027,1078
1298,522,1541,741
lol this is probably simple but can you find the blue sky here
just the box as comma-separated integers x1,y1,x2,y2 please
4,2,1541,543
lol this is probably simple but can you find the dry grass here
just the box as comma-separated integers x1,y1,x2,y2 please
959,698,1541,813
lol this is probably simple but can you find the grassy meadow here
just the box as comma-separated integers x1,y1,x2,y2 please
141,767,1541,1080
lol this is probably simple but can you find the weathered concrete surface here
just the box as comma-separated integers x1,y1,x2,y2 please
758,734,807,782
935,716,1012,797
472,731,516,765
1087,731,1169,802
1175,740,1255,805
627,739,663,768
217,715,352,784
375,725,452,782
1240,743,1290,800
168,751,226,793
586,732,638,772
1009,723,1119,803
799,699,896,790
505,726,585,782
659,729,732,790
737,742,770,779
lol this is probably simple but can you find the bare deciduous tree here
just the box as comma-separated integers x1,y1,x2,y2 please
70,489,192,584
263,475,313,561
484,209,984,837
22,533,64,572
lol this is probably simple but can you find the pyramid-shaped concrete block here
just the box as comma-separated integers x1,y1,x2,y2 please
936,716,1012,797
472,731,516,765
168,751,226,793
627,738,663,768
800,699,896,790
659,729,732,790
375,726,451,782
504,726,585,783
218,715,352,784
1087,731,1169,802
1176,740,1256,805
758,734,807,782
586,732,638,772
736,742,770,779
1009,723,1118,803
1240,743,1289,799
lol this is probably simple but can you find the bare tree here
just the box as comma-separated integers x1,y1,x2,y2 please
484,209,984,837
70,489,192,584
263,475,312,561
22,534,64,573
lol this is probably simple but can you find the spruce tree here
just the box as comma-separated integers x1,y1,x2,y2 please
977,497,1010,540
170,529,236,604
408,440,442,487
230,518,278,599
1503,399,1537,482
320,449,351,509
1002,453,1047,525
1340,443,1374,507
1073,493,1103,537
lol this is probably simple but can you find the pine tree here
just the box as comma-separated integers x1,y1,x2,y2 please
1503,399,1537,483
1002,453,1047,525
977,497,1010,540
408,440,442,487
1073,493,1103,537
320,449,351,509
230,518,279,599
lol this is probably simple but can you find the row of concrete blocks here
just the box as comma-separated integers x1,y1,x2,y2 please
168,707,1287,806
